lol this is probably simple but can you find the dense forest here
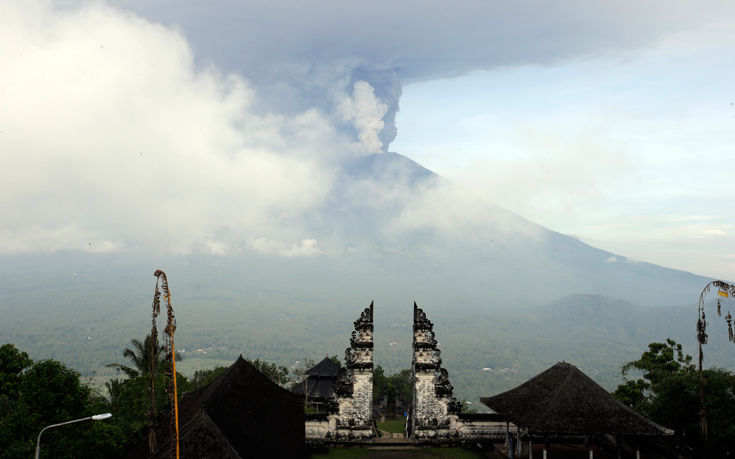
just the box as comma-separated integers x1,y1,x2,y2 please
3,286,733,410
611,339,735,456
0,341,289,458
3,337,734,457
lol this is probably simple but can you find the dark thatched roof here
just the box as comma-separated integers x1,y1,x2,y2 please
305,357,341,377
127,356,304,458
291,377,336,399
481,362,673,437
291,357,340,399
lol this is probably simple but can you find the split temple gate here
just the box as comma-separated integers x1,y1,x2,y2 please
304,301,503,443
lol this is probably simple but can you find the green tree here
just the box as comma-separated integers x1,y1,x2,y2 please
373,367,412,406
613,338,694,418
291,358,316,386
249,359,290,386
100,334,190,455
190,360,289,390
460,399,478,414
328,355,342,368
105,369,190,454
612,378,649,414
614,339,735,456
390,369,413,405
373,365,386,402
620,338,694,387
0,343,33,417
0,359,124,458
190,366,228,390
103,378,127,404
105,334,180,379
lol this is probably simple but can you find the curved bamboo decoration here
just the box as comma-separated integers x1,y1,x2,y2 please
695,280,735,439
148,277,161,454
149,270,180,459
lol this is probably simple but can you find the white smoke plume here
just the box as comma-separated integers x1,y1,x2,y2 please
337,81,388,154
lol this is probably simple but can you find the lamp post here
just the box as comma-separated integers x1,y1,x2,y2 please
35,413,112,459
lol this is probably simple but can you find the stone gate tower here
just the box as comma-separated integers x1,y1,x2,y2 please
410,301,461,439
331,301,375,439
306,301,502,443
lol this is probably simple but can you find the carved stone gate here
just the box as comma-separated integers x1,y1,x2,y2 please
304,301,503,443
409,301,462,439
305,302,375,440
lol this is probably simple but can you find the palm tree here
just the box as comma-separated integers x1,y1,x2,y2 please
106,334,178,378
104,377,126,403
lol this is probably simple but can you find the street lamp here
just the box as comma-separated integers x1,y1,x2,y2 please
35,413,112,459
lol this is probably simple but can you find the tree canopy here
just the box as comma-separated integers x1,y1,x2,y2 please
0,343,33,417
613,339,735,456
1,339,296,458
373,366,412,405
0,358,125,458
105,334,181,379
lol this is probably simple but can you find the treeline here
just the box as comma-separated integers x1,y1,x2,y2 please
373,366,411,405
613,339,735,456
9,292,735,413
0,340,290,458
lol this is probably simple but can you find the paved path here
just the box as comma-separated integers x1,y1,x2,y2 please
373,430,412,444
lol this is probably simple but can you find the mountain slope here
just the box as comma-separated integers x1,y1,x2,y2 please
0,151,720,397
313,151,710,309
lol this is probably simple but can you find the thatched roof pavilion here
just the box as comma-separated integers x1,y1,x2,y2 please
127,356,304,458
481,362,673,438
291,357,340,400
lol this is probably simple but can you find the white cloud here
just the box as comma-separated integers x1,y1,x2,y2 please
110,0,735,82
391,32,735,280
0,1,554,259
3,0,734,285
0,224,125,254
249,237,322,257
0,1,336,255
83,0,735,166
387,180,544,245
204,239,228,256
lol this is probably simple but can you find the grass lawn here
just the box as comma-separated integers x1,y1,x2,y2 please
377,419,406,433
309,447,488,458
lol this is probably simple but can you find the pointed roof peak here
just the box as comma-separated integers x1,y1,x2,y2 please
305,357,341,376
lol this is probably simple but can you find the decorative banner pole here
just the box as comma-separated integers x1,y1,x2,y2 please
148,274,161,454
696,280,735,439
148,270,180,459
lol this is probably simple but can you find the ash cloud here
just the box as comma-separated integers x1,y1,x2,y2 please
2,0,731,256
102,0,731,153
